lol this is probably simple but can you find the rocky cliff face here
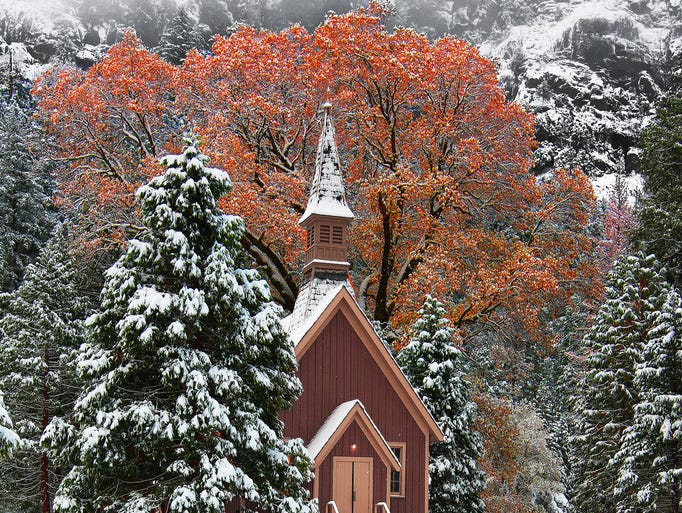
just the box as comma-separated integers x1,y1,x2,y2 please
396,0,680,188
3,0,680,188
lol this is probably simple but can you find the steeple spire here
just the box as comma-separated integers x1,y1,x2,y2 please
299,102,354,224
288,102,355,329
298,102,354,280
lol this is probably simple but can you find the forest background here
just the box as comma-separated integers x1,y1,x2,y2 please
0,1,680,513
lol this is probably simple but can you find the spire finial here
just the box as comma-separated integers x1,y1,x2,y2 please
320,101,332,125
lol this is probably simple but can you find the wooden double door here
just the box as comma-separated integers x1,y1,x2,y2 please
332,457,373,513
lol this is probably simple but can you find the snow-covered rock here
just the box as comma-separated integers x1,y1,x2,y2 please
73,44,109,69
478,0,680,177
394,0,679,183
0,41,39,78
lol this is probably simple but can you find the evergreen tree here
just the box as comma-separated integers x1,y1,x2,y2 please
0,391,20,457
397,296,486,513
158,7,199,65
532,299,594,497
571,253,671,513
197,0,234,39
0,102,55,292
0,41,35,104
632,56,682,287
0,228,89,513
43,139,314,513
613,285,682,513
128,0,177,48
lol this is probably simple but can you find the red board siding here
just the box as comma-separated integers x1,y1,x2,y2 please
317,422,388,511
282,311,427,513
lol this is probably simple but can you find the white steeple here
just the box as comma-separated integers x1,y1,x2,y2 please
287,102,355,331
299,101,354,225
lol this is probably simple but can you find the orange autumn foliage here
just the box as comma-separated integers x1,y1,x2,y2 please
33,6,600,348
33,32,178,247
474,394,535,513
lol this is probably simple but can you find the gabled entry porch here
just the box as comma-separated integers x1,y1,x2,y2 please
305,400,400,513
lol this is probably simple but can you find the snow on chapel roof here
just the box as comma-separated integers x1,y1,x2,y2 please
306,400,359,460
306,399,400,470
298,102,354,224
284,286,445,442
283,280,352,340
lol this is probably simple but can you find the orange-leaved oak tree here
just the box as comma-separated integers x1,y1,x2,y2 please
34,6,600,350
32,31,178,249
177,23,317,308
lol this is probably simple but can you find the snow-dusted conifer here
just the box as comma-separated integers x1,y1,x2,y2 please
571,253,670,513
0,102,55,292
613,285,682,513
44,138,314,513
397,296,485,513
0,227,88,513
0,391,20,456
158,7,198,65
633,57,682,287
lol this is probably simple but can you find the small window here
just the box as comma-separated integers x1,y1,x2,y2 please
390,443,406,497
332,226,343,245
320,225,331,243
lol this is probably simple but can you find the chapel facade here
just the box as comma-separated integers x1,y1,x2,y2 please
280,102,443,513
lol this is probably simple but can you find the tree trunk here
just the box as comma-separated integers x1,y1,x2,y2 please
41,345,50,513
41,453,49,513
374,193,393,323
672,441,679,513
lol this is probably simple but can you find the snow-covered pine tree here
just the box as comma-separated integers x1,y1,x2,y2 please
613,284,682,513
632,55,682,287
571,253,671,513
0,391,20,457
0,227,89,513
0,101,55,292
158,7,199,65
43,138,314,513
396,296,486,513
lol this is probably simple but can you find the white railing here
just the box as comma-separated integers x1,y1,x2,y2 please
327,501,340,513
375,502,391,513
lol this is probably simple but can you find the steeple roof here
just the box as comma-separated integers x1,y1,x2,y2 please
299,102,354,225
287,101,355,332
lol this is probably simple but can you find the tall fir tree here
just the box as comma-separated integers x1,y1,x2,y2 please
0,102,55,292
43,139,314,513
571,253,672,513
158,7,199,65
0,227,89,513
632,55,682,287
613,284,682,513
397,296,486,513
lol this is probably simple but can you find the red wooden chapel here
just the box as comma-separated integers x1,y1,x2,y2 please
280,102,443,513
